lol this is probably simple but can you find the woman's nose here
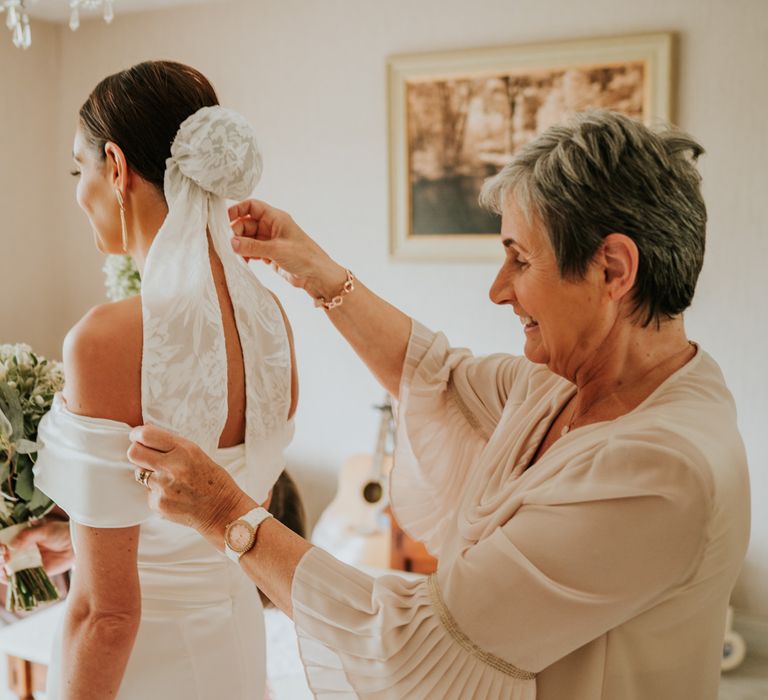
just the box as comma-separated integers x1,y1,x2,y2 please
489,268,515,306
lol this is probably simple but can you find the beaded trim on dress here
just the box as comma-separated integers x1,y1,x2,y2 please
428,574,537,680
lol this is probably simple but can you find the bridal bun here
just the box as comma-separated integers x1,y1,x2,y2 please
79,61,221,195
168,106,263,201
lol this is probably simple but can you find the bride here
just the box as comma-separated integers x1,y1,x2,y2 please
33,61,297,699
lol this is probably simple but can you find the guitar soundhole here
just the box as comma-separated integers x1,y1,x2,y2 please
362,481,384,504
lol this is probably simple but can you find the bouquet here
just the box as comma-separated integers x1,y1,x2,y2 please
103,254,141,301
0,344,65,611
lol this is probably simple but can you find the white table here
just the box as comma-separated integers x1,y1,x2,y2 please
0,602,63,699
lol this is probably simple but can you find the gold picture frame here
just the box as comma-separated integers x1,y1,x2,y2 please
388,33,675,262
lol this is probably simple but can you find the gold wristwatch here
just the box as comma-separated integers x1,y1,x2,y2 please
224,506,273,562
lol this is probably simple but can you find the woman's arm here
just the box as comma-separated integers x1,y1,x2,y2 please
62,525,141,699
59,301,144,699
229,201,411,398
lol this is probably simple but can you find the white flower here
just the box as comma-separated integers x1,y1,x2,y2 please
15,438,38,455
103,255,141,301
13,345,32,369
0,407,12,440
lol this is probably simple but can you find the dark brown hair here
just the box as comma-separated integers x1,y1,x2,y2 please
79,60,219,192
260,470,307,608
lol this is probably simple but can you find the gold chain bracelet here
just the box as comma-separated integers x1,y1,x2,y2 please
314,269,355,311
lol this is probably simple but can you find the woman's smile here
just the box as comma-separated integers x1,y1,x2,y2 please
519,314,539,333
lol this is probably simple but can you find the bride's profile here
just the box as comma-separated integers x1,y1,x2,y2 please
33,61,297,698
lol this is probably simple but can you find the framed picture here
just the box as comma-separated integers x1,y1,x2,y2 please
388,33,674,262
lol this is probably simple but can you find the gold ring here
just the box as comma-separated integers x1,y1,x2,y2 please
136,469,152,488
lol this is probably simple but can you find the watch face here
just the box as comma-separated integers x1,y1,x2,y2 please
226,521,255,553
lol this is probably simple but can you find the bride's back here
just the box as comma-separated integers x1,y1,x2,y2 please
38,61,295,699
63,246,249,446
65,60,295,445
210,238,247,447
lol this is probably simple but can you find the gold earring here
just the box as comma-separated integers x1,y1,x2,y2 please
115,189,128,253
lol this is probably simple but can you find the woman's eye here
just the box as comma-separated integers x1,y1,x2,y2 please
70,169,81,177
502,242,529,269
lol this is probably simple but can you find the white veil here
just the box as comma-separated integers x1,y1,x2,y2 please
141,106,292,492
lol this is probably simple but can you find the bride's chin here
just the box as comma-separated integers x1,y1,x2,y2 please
92,232,116,255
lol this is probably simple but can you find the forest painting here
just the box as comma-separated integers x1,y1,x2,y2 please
407,64,644,236
388,35,673,260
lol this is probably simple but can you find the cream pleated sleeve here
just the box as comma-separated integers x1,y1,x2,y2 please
291,321,723,700
389,321,530,556
293,547,536,699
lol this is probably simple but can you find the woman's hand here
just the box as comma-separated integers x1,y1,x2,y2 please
229,199,412,397
127,425,258,547
0,518,74,582
228,199,348,301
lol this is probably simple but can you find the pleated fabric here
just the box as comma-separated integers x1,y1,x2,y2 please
290,320,750,700
293,548,535,700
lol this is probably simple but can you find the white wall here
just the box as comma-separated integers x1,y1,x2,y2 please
0,22,63,359
2,0,767,615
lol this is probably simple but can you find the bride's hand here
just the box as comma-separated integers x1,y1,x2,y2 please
228,199,349,302
0,518,74,581
127,425,259,547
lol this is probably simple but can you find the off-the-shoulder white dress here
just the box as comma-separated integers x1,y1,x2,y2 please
33,106,293,699
36,396,292,698
289,321,750,700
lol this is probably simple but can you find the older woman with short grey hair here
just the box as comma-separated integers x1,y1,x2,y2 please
481,112,706,328
128,110,749,700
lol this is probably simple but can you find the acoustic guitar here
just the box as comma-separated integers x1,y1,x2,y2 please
311,399,395,569
312,398,437,574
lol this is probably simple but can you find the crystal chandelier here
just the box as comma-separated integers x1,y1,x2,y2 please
1,0,115,50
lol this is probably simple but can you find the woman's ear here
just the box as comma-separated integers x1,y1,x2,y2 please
103,142,129,195
599,233,639,302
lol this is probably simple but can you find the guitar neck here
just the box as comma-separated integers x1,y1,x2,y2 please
370,402,393,479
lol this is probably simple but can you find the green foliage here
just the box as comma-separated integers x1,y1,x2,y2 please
103,254,141,301
0,344,64,527
0,381,24,443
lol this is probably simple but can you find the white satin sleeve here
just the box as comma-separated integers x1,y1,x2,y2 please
292,547,536,700
33,394,153,528
391,321,528,556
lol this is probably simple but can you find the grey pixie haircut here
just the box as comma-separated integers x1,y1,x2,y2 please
479,110,707,327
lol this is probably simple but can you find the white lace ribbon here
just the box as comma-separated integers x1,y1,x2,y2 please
140,106,291,495
0,523,43,574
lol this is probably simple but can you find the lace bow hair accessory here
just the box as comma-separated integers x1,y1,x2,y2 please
140,106,291,461
165,106,263,202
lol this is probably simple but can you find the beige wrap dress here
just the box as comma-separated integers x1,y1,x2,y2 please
290,321,750,699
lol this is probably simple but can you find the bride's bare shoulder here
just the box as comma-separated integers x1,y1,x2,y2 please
62,296,143,425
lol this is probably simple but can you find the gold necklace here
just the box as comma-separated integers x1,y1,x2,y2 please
559,342,696,438
560,392,614,436
560,395,592,437
560,403,576,436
